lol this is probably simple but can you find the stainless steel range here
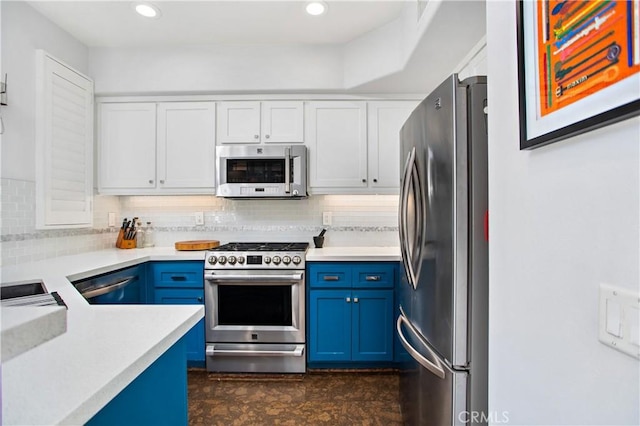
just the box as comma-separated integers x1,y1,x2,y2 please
203,242,308,373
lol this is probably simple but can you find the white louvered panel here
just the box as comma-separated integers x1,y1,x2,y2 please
36,50,93,228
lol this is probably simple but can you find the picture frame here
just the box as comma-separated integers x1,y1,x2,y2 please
517,0,640,150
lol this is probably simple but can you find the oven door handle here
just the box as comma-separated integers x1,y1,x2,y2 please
204,273,303,282
206,345,304,357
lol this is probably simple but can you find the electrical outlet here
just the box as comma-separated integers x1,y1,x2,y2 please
108,212,116,227
195,211,204,226
322,212,332,226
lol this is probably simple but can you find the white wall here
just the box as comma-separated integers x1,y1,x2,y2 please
487,2,639,425
89,44,344,95
0,1,89,181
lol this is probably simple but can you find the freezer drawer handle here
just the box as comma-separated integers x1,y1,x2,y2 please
206,345,304,357
365,275,380,281
396,314,446,379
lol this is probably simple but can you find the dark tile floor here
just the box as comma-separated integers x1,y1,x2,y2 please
188,369,402,425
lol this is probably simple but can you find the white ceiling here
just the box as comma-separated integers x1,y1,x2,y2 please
27,0,409,47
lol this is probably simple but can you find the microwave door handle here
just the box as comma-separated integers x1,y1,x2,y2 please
285,146,291,194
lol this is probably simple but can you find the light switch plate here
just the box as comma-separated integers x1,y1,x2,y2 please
108,212,116,227
599,284,640,359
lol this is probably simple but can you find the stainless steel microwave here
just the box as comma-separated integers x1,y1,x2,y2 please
216,145,308,198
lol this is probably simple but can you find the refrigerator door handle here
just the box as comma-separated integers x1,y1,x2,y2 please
397,312,446,379
399,147,419,290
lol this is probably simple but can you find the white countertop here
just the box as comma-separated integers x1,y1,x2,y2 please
306,246,400,261
0,245,399,425
1,247,204,425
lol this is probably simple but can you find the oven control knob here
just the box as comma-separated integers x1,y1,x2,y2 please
282,256,291,265
228,256,237,265
208,256,217,265
272,256,281,265
237,256,245,264
292,256,301,265
264,256,272,264
218,256,227,265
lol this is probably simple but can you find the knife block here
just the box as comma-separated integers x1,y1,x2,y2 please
115,229,136,249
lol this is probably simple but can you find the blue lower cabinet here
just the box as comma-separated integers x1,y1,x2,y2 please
309,289,352,362
87,338,188,426
352,289,394,362
154,289,205,365
150,261,205,367
308,288,394,363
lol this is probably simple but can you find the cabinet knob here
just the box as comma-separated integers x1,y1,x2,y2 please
346,297,351,303
148,179,154,184
197,297,203,302
265,134,270,139
373,179,378,183
362,178,366,183
160,180,165,184
254,134,259,139
354,297,359,303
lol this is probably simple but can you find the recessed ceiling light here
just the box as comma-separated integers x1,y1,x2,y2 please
133,2,161,19
306,1,328,16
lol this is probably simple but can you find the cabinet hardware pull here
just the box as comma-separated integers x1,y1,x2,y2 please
362,178,366,183
373,179,378,183
365,276,380,281
197,297,203,302
346,297,351,303
323,275,340,281
254,134,259,139
148,179,154,184
160,179,165,184
354,297,359,303
170,275,187,281
265,134,270,139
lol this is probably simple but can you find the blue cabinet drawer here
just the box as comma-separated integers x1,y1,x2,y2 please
151,261,204,288
308,263,352,288
353,263,395,289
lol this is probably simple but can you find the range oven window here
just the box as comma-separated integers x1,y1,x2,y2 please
218,285,293,326
226,159,294,184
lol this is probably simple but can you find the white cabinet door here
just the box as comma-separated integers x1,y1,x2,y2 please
217,101,261,144
307,101,367,189
35,50,94,229
261,101,304,143
157,102,216,189
99,103,157,190
367,101,419,191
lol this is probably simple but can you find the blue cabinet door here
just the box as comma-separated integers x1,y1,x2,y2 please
155,289,205,364
308,289,352,362
352,289,394,362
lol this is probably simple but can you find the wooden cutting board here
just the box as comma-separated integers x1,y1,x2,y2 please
174,240,220,251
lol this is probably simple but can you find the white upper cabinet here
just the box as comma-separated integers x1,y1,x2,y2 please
217,101,304,144
306,100,418,194
99,103,157,191
157,102,216,189
306,101,368,190
35,50,94,229
367,101,419,191
98,102,216,194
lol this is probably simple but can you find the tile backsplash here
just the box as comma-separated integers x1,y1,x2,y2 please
1,178,399,266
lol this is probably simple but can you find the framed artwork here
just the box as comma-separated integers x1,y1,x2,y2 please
517,0,640,150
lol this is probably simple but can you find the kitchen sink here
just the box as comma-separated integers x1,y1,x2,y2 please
1,280,47,300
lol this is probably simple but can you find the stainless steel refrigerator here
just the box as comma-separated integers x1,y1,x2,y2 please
397,74,488,425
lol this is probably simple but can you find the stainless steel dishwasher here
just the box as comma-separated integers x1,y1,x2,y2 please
72,264,145,304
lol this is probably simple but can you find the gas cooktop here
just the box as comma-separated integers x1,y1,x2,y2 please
211,242,309,252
